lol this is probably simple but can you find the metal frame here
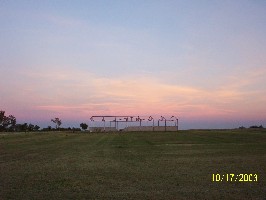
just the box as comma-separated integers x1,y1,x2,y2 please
89,115,178,132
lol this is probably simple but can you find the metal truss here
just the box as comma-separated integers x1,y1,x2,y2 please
89,115,178,131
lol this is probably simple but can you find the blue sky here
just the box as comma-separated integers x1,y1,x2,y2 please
1,0,266,129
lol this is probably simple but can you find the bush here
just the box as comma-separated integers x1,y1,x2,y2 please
249,125,264,129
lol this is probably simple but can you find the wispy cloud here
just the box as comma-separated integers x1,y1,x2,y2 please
1,0,266,129
2,63,266,124
15,66,261,118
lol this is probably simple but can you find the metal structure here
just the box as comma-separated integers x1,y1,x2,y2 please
89,115,178,132
158,116,179,131
90,115,153,130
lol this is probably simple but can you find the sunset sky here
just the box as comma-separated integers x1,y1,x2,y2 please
1,0,266,129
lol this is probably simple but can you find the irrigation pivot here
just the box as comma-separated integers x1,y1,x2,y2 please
89,115,179,132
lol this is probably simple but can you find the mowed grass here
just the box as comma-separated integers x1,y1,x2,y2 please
1,129,266,199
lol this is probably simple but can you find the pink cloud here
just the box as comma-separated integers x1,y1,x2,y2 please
2,66,266,125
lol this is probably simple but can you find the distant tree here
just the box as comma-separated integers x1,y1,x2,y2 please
41,126,52,132
80,123,88,131
0,110,17,132
8,115,16,131
34,125,40,131
0,111,6,130
72,127,81,133
249,125,264,129
21,123,28,133
0,110,8,131
51,118,62,130
15,124,23,132
0,111,4,119
28,124,34,131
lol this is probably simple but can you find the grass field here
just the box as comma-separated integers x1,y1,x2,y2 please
1,129,266,199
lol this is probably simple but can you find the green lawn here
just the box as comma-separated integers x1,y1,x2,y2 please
1,129,266,199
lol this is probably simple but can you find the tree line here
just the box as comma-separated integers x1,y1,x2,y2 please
0,110,89,132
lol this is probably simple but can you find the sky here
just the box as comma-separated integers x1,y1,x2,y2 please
1,0,266,129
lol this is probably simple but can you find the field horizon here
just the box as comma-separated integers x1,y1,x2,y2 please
1,129,266,199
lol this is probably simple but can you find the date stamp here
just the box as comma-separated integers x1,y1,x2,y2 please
212,173,258,182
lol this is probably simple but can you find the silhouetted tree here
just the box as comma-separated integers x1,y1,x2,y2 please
80,123,88,131
0,110,17,132
28,124,34,131
15,124,22,132
15,123,39,132
1,111,7,131
250,125,264,129
21,123,28,133
41,126,52,131
8,115,16,131
51,118,62,130
34,125,40,131
72,127,81,133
